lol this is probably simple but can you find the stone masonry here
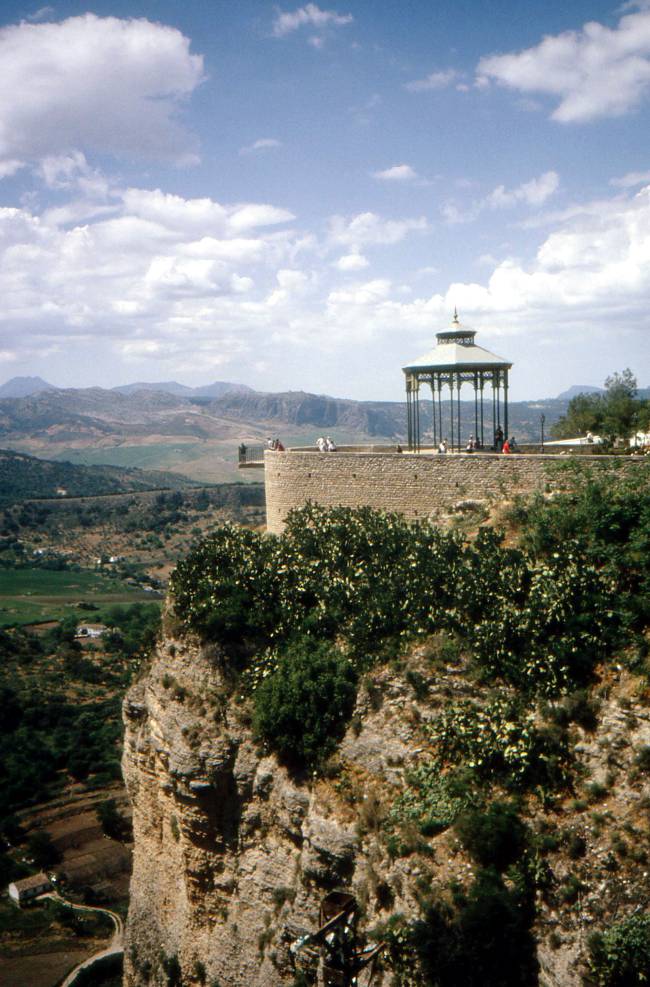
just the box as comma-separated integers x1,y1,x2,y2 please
264,450,643,534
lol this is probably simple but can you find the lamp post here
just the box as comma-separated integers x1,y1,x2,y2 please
540,414,546,452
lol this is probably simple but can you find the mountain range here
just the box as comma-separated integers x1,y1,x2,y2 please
0,375,252,400
0,375,624,403
0,375,646,484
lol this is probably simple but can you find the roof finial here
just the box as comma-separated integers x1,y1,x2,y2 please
453,306,459,325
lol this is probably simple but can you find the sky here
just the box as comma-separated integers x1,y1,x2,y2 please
0,0,649,401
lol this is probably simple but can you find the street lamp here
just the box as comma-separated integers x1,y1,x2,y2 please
540,414,546,452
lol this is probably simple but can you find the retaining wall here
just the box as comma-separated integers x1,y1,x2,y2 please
264,450,644,534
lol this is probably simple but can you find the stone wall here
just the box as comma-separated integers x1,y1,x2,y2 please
264,450,643,533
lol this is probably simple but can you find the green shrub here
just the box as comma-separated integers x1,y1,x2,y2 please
634,746,650,773
171,504,615,699
385,868,537,987
253,639,357,770
162,954,182,987
565,830,586,859
96,798,131,842
431,695,570,789
588,913,650,985
26,829,61,868
170,525,280,654
519,462,650,628
558,873,587,905
455,802,528,871
391,763,474,835
546,689,600,731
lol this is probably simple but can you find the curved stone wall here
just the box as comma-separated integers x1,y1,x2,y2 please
264,450,644,534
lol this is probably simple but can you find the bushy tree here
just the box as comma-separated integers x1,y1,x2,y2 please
96,798,131,841
253,638,357,770
553,368,649,442
386,868,537,987
172,502,617,702
518,462,650,627
455,802,528,871
27,829,61,868
588,913,650,986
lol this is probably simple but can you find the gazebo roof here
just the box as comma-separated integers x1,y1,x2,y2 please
403,312,512,375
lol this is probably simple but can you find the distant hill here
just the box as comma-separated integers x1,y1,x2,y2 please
0,383,571,446
0,376,57,398
556,385,604,400
112,380,253,398
557,384,650,401
112,380,195,396
0,449,199,504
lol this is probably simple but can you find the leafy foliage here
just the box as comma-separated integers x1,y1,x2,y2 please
384,868,538,987
26,829,61,868
390,763,474,835
171,524,280,655
253,639,357,770
454,802,528,871
553,369,649,443
430,694,570,789
588,913,650,986
517,461,650,627
172,503,614,695
96,798,131,842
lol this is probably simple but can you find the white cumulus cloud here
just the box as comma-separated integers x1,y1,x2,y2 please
0,183,303,373
239,138,283,155
329,211,428,248
335,253,369,271
610,169,650,188
487,171,560,208
372,164,418,182
476,7,650,123
0,14,204,168
444,171,560,223
272,4,353,39
405,69,458,92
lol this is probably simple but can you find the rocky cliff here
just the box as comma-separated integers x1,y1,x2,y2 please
123,619,650,987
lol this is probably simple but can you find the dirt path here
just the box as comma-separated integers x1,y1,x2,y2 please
41,893,124,987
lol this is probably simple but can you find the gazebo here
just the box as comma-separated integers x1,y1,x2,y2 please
403,311,512,452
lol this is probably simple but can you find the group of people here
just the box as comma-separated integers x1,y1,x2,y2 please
436,429,518,454
266,437,285,451
316,436,337,452
494,426,517,453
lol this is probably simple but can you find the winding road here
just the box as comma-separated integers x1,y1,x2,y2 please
41,892,124,987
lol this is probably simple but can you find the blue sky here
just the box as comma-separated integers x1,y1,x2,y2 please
0,1,648,400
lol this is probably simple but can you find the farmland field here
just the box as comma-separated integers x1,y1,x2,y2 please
0,569,157,627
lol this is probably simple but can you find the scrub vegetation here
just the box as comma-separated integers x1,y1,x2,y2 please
170,461,650,985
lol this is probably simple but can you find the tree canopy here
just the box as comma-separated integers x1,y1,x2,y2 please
553,369,649,442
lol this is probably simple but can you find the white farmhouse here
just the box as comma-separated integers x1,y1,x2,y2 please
8,872,52,905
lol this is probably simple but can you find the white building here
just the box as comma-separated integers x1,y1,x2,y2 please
8,872,52,905
75,623,108,639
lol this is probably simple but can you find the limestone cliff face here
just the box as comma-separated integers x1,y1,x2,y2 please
123,624,650,987
122,626,449,987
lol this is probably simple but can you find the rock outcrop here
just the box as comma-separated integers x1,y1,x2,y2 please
123,625,650,987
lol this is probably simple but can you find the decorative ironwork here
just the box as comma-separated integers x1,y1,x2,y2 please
402,313,512,452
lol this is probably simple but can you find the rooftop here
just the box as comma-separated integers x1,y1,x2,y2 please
403,311,511,375
11,872,51,892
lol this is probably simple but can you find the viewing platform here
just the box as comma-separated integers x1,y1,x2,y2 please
242,445,644,534
238,312,645,533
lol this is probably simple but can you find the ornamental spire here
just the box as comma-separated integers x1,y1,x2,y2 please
453,307,459,326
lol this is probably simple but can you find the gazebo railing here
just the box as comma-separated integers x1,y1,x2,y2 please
238,444,265,466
